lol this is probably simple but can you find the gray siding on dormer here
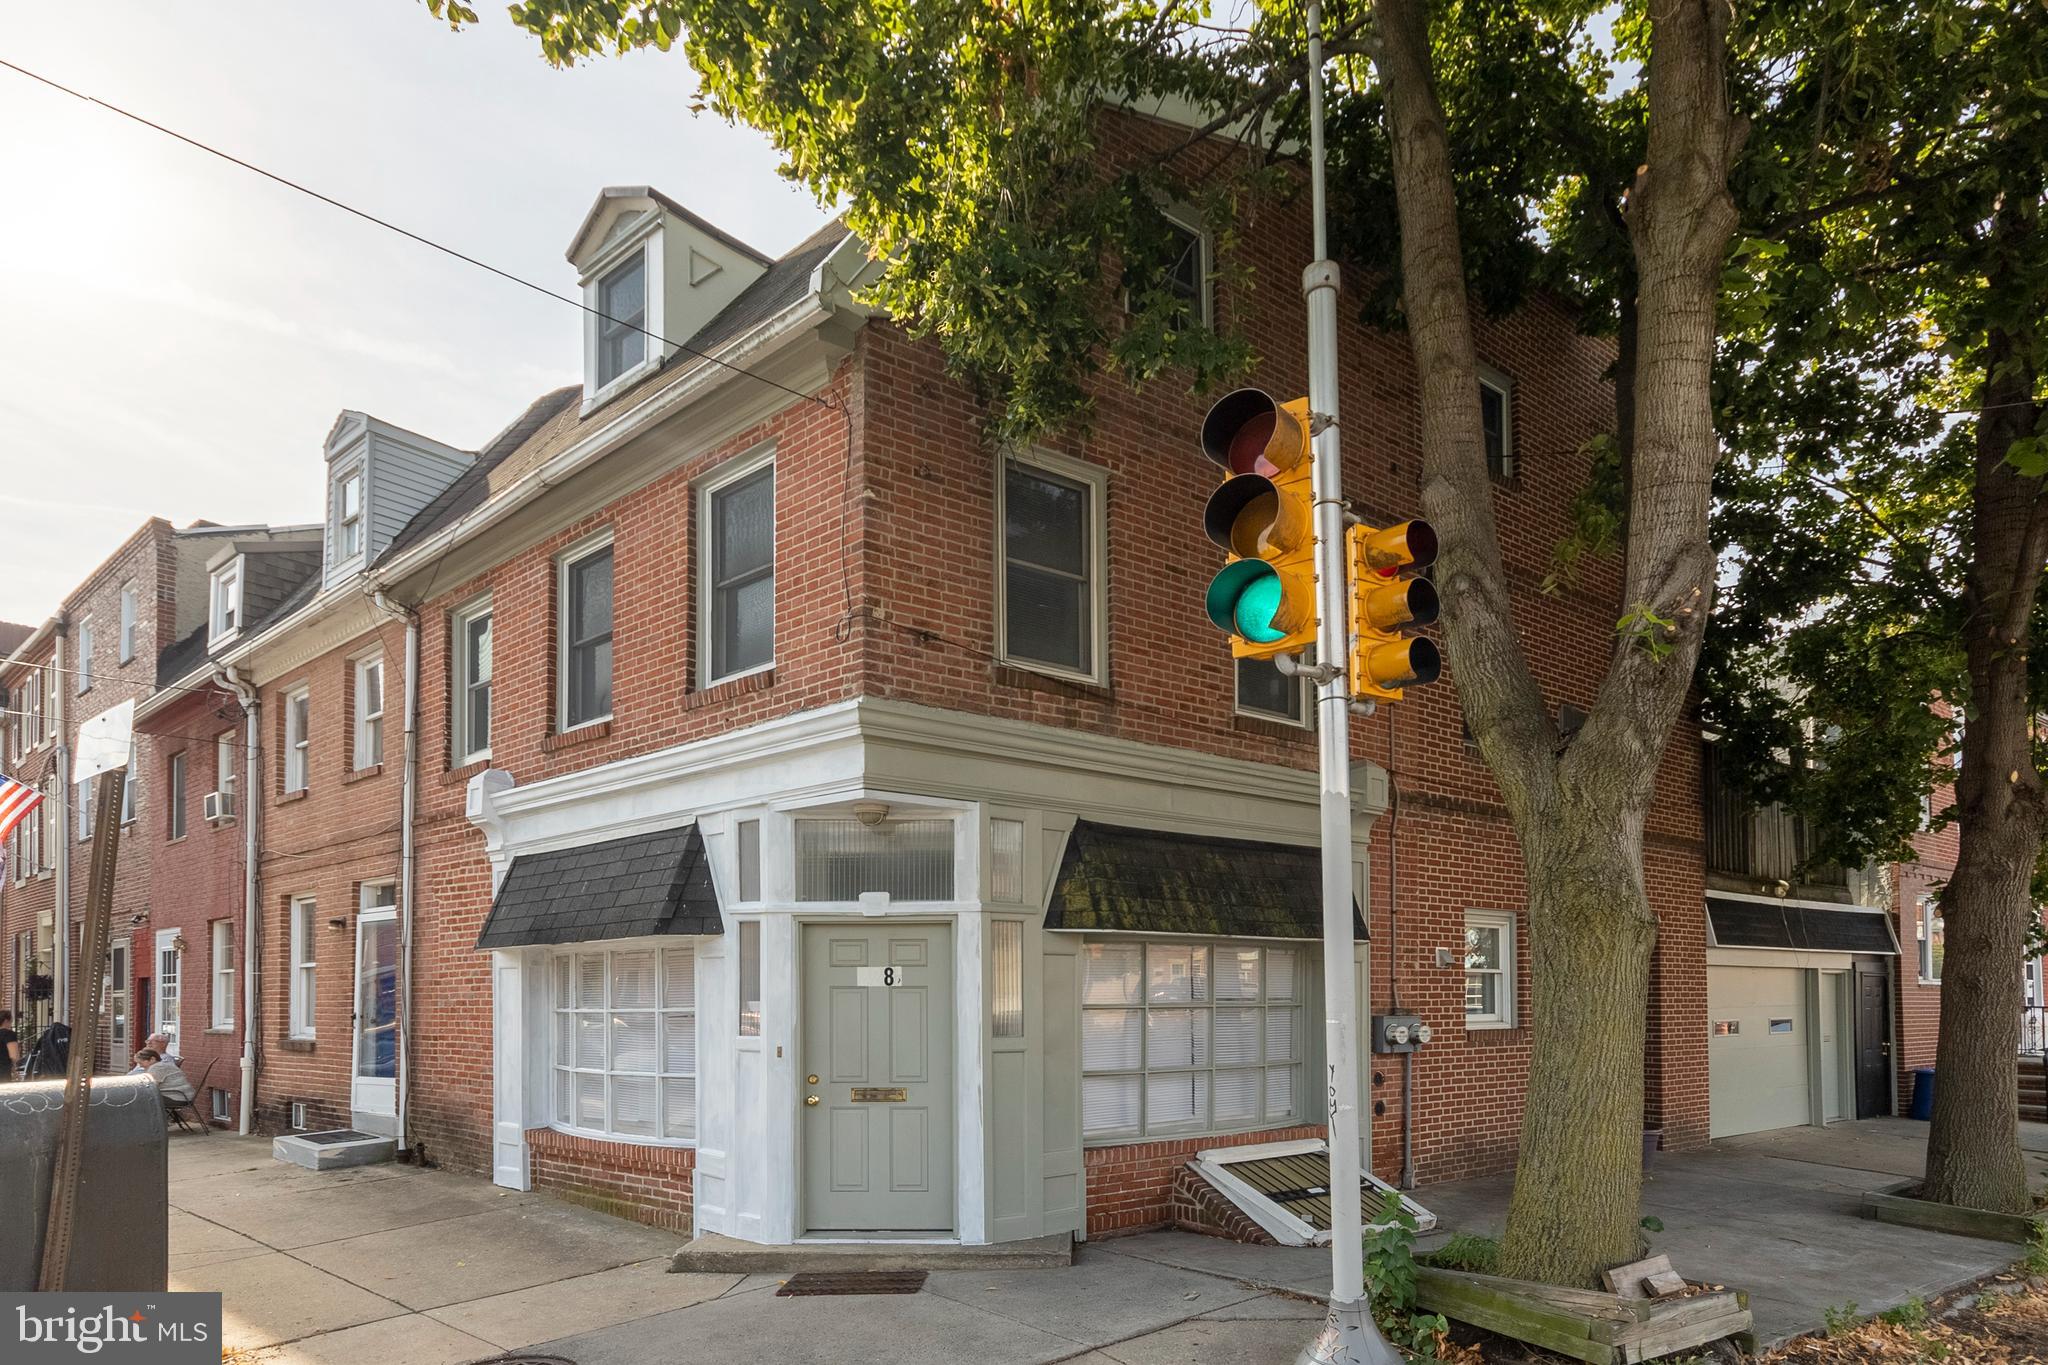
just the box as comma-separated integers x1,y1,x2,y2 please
324,413,470,589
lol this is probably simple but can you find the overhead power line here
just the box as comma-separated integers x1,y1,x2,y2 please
0,55,838,414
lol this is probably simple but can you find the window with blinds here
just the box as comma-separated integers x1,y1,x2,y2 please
552,944,697,1142
1080,940,1302,1141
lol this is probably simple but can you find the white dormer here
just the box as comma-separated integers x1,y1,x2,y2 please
322,411,472,589
567,188,771,412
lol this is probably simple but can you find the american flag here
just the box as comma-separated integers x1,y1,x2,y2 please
0,772,44,843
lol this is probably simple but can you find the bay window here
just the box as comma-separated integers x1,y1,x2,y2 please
551,943,697,1142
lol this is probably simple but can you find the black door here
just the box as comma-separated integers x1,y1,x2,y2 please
1854,960,1892,1118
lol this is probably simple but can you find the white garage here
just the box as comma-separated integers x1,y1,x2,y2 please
1707,965,1814,1138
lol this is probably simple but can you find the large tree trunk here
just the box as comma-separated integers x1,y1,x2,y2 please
1923,309,2047,1214
1370,0,1740,1285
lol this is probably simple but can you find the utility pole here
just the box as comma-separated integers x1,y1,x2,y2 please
1296,0,1401,1359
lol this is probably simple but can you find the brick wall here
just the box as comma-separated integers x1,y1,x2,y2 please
525,1127,696,1234
1084,1125,1323,1237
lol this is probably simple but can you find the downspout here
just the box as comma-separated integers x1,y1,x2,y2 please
371,590,419,1152
52,618,71,1025
218,665,260,1136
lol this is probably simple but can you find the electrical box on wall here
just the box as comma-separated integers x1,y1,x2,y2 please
1371,1013,1432,1054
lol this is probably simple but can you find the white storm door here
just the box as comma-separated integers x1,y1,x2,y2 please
154,930,180,1060
351,908,400,1133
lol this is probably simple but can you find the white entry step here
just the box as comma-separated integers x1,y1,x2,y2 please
273,1128,397,1171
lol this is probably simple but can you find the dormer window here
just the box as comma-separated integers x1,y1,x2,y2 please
595,253,649,390
210,558,243,643
338,469,364,560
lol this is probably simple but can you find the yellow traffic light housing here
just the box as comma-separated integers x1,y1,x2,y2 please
1200,390,1319,660
1347,519,1442,701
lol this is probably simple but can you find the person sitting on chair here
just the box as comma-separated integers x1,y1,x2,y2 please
127,1033,175,1073
133,1048,195,1106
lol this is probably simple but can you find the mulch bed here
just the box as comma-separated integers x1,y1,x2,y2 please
1761,1276,2048,1363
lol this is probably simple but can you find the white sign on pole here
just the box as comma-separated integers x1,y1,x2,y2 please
73,699,136,781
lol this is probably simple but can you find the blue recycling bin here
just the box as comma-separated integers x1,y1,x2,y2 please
1909,1066,1936,1120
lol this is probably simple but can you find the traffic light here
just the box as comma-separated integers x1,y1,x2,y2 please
1200,389,1319,660
1347,519,1442,701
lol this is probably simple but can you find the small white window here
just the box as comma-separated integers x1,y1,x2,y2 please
1919,896,1944,984
353,656,385,770
338,470,364,561
120,739,138,824
595,252,649,390
118,583,137,664
559,537,614,731
210,560,243,642
700,458,776,685
74,619,93,693
283,686,310,793
998,453,1109,685
737,922,762,1038
1162,212,1212,327
1464,909,1516,1028
452,598,492,764
210,1089,231,1122
1478,366,1515,482
76,774,95,841
210,919,234,1029
735,819,761,902
215,730,237,817
1235,654,1310,727
289,897,317,1038
166,751,187,840
989,818,1025,904
551,943,697,1141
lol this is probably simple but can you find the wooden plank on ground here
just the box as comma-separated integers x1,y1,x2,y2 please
1614,1301,1752,1364
1600,1254,1673,1300
1414,1267,1616,1365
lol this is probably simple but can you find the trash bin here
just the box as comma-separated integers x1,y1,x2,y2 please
0,1075,168,1290
1909,1066,1936,1121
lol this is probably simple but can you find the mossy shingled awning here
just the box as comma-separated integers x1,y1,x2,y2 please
1045,820,1365,940
475,824,722,950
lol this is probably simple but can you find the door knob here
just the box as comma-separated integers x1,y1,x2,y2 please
805,1095,820,1106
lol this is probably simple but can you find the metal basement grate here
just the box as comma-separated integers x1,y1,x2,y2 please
470,1356,577,1365
295,1129,378,1145
775,1270,928,1297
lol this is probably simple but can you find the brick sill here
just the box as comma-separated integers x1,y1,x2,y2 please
343,763,385,785
993,662,1111,702
277,789,309,805
277,1038,315,1053
203,1028,234,1037
444,758,494,787
1231,714,1314,743
544,721,611,753
684,668,776,712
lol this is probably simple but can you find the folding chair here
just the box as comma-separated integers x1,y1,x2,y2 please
163,1059,217,1135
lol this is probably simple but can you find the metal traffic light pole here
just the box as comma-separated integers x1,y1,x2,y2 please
1295,1,1403,1361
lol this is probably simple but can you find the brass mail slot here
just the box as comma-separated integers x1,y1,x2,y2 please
850,1087,908,1103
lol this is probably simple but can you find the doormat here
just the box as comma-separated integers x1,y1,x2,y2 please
775,1270,928,1297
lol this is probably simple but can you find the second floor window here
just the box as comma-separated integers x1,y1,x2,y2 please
703,462,775,683
354,656,385,769
75,619,93,693
284,687,310,793
167,751,187,840
338,471,364,560
119,583,136,663
76,775,95,841
1919,896,1945,983
1478,368,1515,482
596,253,648,389
216,730,237,816
560,539,614,730
1000,455,1105,683
453,599,492,763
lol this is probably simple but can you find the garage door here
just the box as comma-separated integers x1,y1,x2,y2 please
1708,966,1809,1138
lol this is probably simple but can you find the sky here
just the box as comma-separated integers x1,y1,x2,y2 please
0,0,830,626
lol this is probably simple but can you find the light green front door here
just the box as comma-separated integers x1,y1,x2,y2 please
802,923,954,1232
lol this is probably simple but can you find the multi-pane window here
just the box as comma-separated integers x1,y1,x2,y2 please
338,470,364,560
552,944,696,1141
560,540,614,729
211,560,242,640
1001,457,1103,681
795,818,956,902
1464,909,1516,1028
1080,941,1302,1140
284,687,310,793
1479,373,1514,481
596,253,648,389
156,932,181,1058
354,656,385,770
1236,655,1308,726
210,920,234,1029
166,751,187,840
75,619,93,693
452,600,492,763
1919,896,1945,983
216,730,237,817
704,463,775,683
289,897,317,1038
119,583,136,663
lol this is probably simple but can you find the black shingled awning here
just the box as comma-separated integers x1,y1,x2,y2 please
476,824,722,950
1706,894,1897,955
1045,821,1365,941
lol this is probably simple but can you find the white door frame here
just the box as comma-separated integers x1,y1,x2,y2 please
106,940,130,1065
152,929,180,1060
351,904,401,1136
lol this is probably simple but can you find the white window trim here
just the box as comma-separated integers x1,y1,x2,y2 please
118,583,136,664
353,654,386,771
1918,895,1943,985
696,447,778,689
215,729,237,819
335,465,366,565
548,938,698,1147
1161,204,1214,328
154,928,181,1058
75,618,93,693
1233,655,1312,729
451,595,493,766
283,684,311,793
210,919,234,1029
996,447,1112,688
1477,361,1516,482
1464,908,1517,1029
166,750,187,841
581,224,665,412
288,896,317,1039
556,531,617,734
210,557,244,644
